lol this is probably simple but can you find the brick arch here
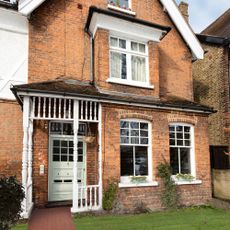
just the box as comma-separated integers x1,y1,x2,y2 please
167,114,198,125
119,112,153,121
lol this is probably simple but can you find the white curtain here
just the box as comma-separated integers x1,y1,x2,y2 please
131,55,146,82
110,51,121,78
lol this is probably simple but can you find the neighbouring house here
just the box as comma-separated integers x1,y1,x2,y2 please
0,0,214,218
0,0,28,176
193,9,230,200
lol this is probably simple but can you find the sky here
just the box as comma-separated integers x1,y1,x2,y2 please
175,0,230,33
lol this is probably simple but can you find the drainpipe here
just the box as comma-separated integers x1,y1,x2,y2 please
88,32,95,85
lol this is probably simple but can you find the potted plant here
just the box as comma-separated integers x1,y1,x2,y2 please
175,173,195,181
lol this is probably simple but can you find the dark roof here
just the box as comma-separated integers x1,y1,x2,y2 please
196,34,230,45
11,79,214,114
85,6,171,35
202,8,230,38
0,0,17,10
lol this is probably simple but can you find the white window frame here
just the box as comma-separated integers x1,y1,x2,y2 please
108,35,153,89
169,123,201,185
119,119,157,187
107,0,136,16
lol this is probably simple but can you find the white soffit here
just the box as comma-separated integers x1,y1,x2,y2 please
159,0,204,59
18,0,46,16
89,13,168,42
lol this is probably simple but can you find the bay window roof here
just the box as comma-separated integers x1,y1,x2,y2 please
85,6,171,42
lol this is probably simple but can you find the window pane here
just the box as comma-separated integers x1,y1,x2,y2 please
63,123,73,135
184,133,190,139
121,146,134,176
130,122,139,129
140,138,148,145
61,155,68,162
180,148,191,174
184,126,190,133
135,147,148,176
131,137,139,144
53,147,60,154
53,155,60,161
121,53,127,79
170,139,175,146
121,129,129,136
61,141,67,147
78,155,83,162
119,39,126,49
131,130,139,136
131,42,138,51
53,140,60,147
177,140,183,146
176,133,183,139
185,140,190,146
169,126,175,132
121,121,129,128
139,43,146,53
170,147,179,175
131,55,146,82
140,123,148,130
176,126,183,132
121,137,129,144
110,52,121,79
169,132,175,139
110,37,118,47
140,130,148,137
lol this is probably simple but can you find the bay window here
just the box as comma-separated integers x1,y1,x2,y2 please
169,124,195,176
109,36,149,86
120,120,150,177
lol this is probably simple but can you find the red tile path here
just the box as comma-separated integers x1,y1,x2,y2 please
28,207,75,230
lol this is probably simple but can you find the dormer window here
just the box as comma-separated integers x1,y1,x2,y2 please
108,36,152,88
108,0,130,9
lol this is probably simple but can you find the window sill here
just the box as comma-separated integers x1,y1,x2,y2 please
119,181,159,188
174,180,202,185
107,4,136,16
106,78,154,89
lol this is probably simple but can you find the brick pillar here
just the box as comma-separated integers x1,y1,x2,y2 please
179,1,189,22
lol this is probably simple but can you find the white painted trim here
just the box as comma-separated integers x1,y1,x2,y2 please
16,91,212,114
174,180,202,185
107,78,154,89
89,13,166,42
107,4,136,16
18,0,46,16
119,181,158,188
159,0,204,59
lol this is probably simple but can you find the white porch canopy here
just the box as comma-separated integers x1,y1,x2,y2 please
20,94,103,218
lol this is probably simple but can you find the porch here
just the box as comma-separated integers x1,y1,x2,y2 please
19,94,103,218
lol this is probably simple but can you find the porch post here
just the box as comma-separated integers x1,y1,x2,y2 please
98,103,103,209
71,100,79,213
21,96,30,218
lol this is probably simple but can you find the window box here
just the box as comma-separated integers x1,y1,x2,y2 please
119,181,158,188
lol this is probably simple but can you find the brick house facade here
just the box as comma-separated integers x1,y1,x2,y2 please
1,0,213,218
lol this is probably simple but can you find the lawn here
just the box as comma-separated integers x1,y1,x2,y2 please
75,206,230,230
11,224,28,230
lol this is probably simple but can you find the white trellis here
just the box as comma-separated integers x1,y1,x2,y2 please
20,95,102,218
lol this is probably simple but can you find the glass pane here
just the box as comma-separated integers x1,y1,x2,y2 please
185,140,191,146
78,149,83,155
69,141,73,147
110,52,121,79
53,155,60,161
131,137,139,144
78,142,83,148
121,121,129,128
110,37,118,47
69,156,73,162
61,155,68,162
176,126,183,132
184,133,190,139
61,148,67,154
121,129,129,136
169,132,175,139
139,43,146,53
120,0,129,8
177,140,183,146
140,123,148,130
180,148,191,174
135,146,148,176
131,130,139,136
121,137,129,144
170,139,175,146
61,141,67,147
63,123,73,135
53,140,60,147
184,126,190,133
53,147,59,154
69,148,73,155
176,133,183,139
140,130,148,137
119,39,126,49
140,138,148,145
169,126,175,132
50,122,62,135
170,147,179,175
131,42,138,51
78,155,83,162
131,55,146,82
130,122,139,129
121,53,127,80
120,146,134,176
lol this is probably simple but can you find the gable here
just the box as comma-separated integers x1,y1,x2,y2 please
18,0,204,60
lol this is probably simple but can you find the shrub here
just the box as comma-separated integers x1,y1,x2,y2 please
102,181,118,211
0,177,25,230
157,162,179,209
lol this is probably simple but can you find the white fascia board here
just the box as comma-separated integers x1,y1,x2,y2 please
18,0,46,16
89,13,165,42
159,0,204,59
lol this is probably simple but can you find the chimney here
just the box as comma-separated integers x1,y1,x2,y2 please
179,1,189,22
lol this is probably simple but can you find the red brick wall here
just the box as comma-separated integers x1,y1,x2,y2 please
29,0,193,100
0,101,23,179
101,104,211,211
